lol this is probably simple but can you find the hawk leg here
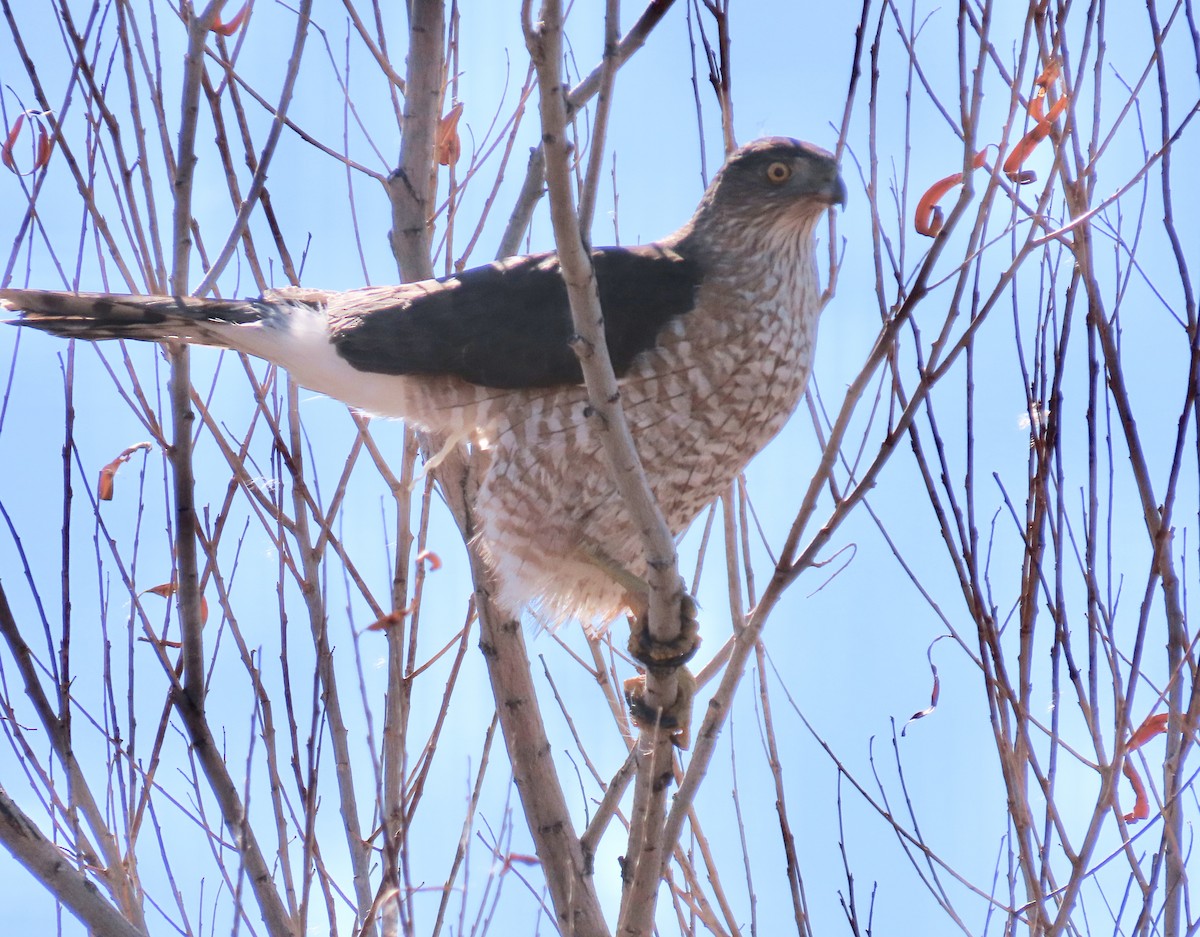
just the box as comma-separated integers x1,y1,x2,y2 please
626,591,701,670
623,593,701,749
575,541,703,745
623,665,698,749
575,540,702,667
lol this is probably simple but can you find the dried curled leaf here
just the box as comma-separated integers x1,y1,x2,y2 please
1129,712,1170,748
915,57,1070,234
142,582,209,626
36,124,54,168
499,852,539,872
210,1,250,36
914,150,988,238
1120,712,1171,824
1122,760,1150,823
2,113,24,171
365,562,440,631
435,102,464,167
1003,95,1069,184
1029,60,1062,121
366,610,407,632
902,635,949,735
98,441,153,501
2,113,53,175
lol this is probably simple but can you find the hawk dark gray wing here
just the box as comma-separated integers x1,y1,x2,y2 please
3,137,845,625
328,245,699,388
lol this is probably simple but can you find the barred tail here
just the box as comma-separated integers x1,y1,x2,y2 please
0,289,269,345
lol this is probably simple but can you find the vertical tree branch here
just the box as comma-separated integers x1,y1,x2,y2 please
388,0,445,279
170,688,297,936
382,3,446,927
502,0,678,251
443,454,612,936
524,3,687,932
170,0,219,708
194,0,313,295
160,6,297,934
577,0,619,233
384,2,612,932
524,0,685,715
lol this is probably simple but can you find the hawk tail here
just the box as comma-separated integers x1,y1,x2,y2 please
0,288,269,346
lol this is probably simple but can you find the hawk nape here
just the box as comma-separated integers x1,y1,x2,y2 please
3,137,846,627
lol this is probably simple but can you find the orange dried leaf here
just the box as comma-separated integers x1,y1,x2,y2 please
1129,712,1170,750
3,114,55,175
98,467,115,501
914,172,961,238
1118,712,1171,823
915,150,988,238
1003,131,1045,182
2,113,25,172
435,103,463,167
1029,60,1062,120
1043,94,1070,124
366,607,416,632
1035,60,1062,90
142,582,209,625
97,441,152,501
1122,759,1150,823
501,852,540,871
35,126,53,169
211,1,250,36
416,549,442,571
1004,95,1069,183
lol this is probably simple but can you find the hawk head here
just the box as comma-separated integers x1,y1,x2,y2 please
687,137,846,245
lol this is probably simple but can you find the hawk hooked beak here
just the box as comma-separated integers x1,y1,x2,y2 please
826,174,849,208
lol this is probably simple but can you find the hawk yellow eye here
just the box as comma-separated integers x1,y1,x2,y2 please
765,161,792,184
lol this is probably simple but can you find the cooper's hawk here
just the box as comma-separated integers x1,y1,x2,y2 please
3,137,845,628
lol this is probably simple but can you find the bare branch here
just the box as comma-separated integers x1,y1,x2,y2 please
0,786,147,937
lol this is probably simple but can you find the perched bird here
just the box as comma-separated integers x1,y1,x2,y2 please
3,136,845,629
